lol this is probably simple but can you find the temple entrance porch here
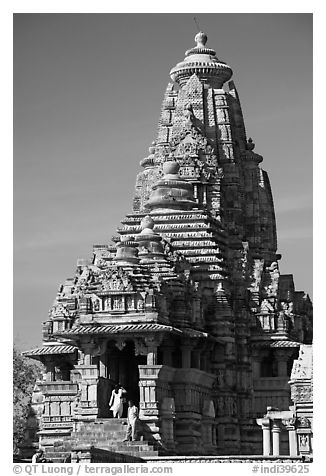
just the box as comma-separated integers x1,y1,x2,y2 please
96,340,146,418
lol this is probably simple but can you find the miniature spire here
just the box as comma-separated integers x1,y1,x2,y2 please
145,158,196,211
115,235,139,265
134,216,166,264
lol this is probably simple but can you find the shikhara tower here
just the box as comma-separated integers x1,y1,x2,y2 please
24,32,313,461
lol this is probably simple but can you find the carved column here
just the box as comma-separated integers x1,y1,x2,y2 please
98,342,107,378
76,339,99,421
83,352,91,366
147,347,157,365
272,420,282,456
160,397,176,452
283,419,298,456
192,350,201,369
201,399,216,453
45,357,55,381
275,350,288,377
201,352,208,372
251,348,261,379
137,334,169,447
256,418,271,456
161,344,174,367
107,346,118,382
181,343,192,368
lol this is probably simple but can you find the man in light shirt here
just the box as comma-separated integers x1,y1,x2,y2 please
31,449,46,463
123,400,139,442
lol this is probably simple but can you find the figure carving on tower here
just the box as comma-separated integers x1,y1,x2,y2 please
184,103,196,128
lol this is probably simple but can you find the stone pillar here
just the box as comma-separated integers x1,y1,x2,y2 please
46,359,55,381
202,399,216,453
192,350,201,369
201,352,208,372
252,360,260,379
256,418,271,456
107,349,118,382
289,428,298,456
283,418,298,456
272,420,282,456
181,345,192,368
147,346,157,365
275,350,288,377
118,358,126,385
212,423,217,446
76,340,100,421
252,349,261,379
84,351,92,366
162,345,173,367
99,350,107,378
160,397,176,451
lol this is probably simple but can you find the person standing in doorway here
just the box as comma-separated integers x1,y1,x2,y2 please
109,384,127,418
123,400,139,442
31,449,46,463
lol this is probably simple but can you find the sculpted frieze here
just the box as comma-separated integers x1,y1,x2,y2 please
91,295,101,312
297,417,311,428
291,385,312,403
260,299,275,314
114,339,127,351
99,268,133,292
74,266,97,295
134,338,147,356
291,361,311,379
49,302,73,319
298,434,310,450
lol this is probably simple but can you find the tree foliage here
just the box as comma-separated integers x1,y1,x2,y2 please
13,345,44,456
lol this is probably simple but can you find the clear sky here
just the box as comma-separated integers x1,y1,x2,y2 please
13,13,312,350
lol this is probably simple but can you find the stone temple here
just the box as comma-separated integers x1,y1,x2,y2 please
23,32,313,462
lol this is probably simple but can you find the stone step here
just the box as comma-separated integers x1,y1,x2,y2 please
45,446,158,462
92,419,128,426
78,428,127,432
49,418,158,461
74,432,127,438
89,427,128,432
74,436,128,441
45,452,70,459
96,450,158,458
72,441,152,451
91,423,127,427
73,428,127,433
96,418,128,422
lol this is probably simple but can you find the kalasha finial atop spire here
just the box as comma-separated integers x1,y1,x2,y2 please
195,31,208,48
170,29,232,88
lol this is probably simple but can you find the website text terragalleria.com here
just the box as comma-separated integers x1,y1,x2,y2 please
16,465,173,475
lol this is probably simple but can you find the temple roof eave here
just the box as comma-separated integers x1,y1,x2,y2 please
53,322,182,338
22,343,78,361
251,339,301,348
51,323,223,343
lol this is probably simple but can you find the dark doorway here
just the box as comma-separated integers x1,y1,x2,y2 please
115,341,145,406
97,340,146,417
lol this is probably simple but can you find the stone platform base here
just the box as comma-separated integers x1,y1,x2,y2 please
142,455,312,463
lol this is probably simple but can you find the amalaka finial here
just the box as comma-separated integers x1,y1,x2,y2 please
195,31,208,48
